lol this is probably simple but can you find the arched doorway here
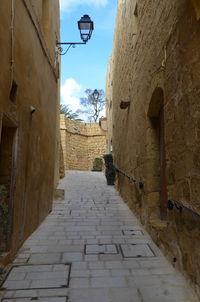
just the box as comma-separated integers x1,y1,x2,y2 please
147,88,167,219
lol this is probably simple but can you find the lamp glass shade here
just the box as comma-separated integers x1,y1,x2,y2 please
78,15,94,42
93,89,99,100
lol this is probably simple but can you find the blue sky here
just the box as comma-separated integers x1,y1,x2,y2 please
60,0,117,119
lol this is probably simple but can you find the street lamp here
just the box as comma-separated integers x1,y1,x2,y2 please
92,89,99,100
56,15,94,55
78,15,94,42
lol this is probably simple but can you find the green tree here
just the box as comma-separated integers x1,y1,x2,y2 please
60,104,82,121
77,89,105,122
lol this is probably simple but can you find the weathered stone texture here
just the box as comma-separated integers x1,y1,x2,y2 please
0,0,60,259
108,0,200,297
60,115,107,171
106,56,114,153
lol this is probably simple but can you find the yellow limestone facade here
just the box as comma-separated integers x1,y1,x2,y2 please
107,0,200,296
0,0,60,260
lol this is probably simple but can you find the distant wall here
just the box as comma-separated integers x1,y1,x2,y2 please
60,115,107,171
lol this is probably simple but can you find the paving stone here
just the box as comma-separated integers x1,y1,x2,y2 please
71,270,90,277
99,238,113,244
90,270,110,277
72,262,87,270
46,245,84,253
84,255,99,261
28,254,61,264
85,244,118,255
105,261,125,269
30,278,68,289
91,276,127,288
12,259,28,264
86,239,99,244
16,254,30,259
138,285,198,302
88,261,105,269
99,254,122,261
26,271,69,280
111,269,131,276
1,171,198,302
58,240,73,245
120,244,155,258
138,258,169,267
73,239,85,244
11,265,53,273
3,298,67,302
122,230,143,236
108,288,141,302
125,238,150,244
130,268,152,276
70,278,90,288
2,280,31,290
68,289,110,302
4,288,69,298
62,253,83,262
53,264,70,271
6,272,26,281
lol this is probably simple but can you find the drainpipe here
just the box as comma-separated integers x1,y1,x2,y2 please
10,0,15,88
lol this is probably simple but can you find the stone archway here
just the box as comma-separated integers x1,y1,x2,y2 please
147,87,168,220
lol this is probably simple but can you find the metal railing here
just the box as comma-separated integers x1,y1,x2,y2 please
168,200,200,219
114,165,199,219
115,167,144,189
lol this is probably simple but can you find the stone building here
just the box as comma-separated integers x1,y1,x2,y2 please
60,115,107,171
0,0,60,260
107,0,200,296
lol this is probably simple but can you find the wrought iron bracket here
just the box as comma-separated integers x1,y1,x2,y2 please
56,41,86,55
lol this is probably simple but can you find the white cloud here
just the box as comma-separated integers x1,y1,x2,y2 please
61,78,106,122
60,0,108,12
61,78,83,113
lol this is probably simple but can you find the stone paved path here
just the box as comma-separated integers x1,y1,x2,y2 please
1,171,198,302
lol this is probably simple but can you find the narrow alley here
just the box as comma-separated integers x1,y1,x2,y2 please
0,171,198,302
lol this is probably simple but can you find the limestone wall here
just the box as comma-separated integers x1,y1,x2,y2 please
60,115,107,171
0,0,60,260
108,0,200,296
106,56,114,153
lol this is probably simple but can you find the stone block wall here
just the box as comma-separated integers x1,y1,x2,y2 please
108,0,200,296
106,56,114,153
0,0,60,259
60,115,107,171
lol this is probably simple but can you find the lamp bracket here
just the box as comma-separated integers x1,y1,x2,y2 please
56,41,86,55
56,42,86,45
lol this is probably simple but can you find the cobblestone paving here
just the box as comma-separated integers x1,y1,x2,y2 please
1,171,199,302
